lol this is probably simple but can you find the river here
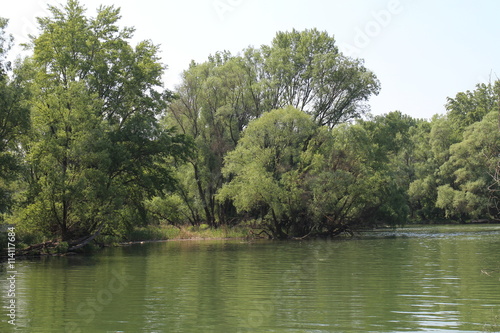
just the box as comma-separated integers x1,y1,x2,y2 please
1,225,500,332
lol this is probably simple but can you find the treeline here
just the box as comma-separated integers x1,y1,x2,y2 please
0,1,499,243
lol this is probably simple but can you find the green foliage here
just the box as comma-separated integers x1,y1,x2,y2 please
219,107,410,238
0,18,30,217
124,224,246,242
446,82,498,132
54,241,69,254
408,176,440,220
218,106,318,238
313,121,409,228
11,0,191,241
167,29,380,229
404,116,455,221
126,226,180,242
167,53,259,226
260,28,380,127
408,82,500,222
145,194,190,226
436,111,500,220
1,2,499,246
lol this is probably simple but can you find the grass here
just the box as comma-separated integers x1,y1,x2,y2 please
0,223,249,257
123,224,248,243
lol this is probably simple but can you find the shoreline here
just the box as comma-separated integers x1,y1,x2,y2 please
116,236,247,246
4,221,500,259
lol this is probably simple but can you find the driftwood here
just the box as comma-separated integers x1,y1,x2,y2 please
19,240,59,254
18,225,105,255
67,224,104,251
248,223,355,240
291,231,313,240
330,224,354,237
248,229,273,239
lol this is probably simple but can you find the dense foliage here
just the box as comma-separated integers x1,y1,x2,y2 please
1,1,191,243
0,1,499,244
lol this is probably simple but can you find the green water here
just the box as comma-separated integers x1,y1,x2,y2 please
2,225,500,332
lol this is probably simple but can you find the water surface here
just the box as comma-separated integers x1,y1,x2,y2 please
1,225,500,332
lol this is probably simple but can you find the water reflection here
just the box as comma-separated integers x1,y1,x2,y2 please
1,225,500,332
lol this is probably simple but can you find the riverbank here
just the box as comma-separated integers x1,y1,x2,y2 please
122,224,248,243
0,224,250,257
4,220,500,257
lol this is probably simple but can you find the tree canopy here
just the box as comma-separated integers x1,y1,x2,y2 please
0,18,29,217
5,0,191,241
0,0,498,246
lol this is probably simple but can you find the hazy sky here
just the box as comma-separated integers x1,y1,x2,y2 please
3,0,500,119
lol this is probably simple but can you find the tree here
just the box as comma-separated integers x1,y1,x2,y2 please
405,113,465,221
406,119,443,220
0,18,29,217
218,107,409,239
256,28,380,127
446,82,498,132
311,120,409,231
436,111,500,221
15,0,190,240
168,29,380,228
167,52,260,226
218,106,320,238
492,157,500,217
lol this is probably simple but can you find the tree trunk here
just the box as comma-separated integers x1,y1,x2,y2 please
192,163,213,226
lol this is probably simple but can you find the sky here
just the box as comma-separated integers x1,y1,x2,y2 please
2,0,500,120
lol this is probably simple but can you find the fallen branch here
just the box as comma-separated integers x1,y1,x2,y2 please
68,224,104,251
248,229,273,239
19,240,58,254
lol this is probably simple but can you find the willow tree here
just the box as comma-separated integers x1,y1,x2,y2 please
436,111,500,221
218,107,408,239
257,28,380,127
166,53,260,226
217,106,321,238
17,0,189,240
168,29,380,227
445,82,498,133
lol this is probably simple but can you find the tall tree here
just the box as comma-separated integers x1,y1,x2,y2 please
0,18,29,217
168,29,380,227
16,0,189,240
167,53,259,226
258,28,380,127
